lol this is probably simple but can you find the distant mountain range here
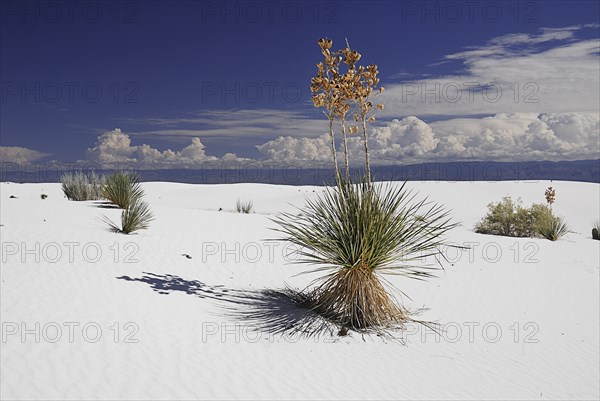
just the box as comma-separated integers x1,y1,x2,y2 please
2,160,599,185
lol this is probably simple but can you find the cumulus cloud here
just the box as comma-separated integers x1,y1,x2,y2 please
86,128,247,168
368,116,439,158
256,113,600,164
0,146,50,164
255,133,333,162
430,112,599,160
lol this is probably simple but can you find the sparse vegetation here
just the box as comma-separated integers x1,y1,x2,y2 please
236,199,254,214
103,172,144,209
61,171,105,201
476,187,570,241
103,198,154,234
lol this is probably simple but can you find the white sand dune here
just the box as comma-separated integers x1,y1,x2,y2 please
1,180,598,400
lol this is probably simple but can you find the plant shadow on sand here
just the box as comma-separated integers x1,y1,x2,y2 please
117,272,230,297
116,272,339,340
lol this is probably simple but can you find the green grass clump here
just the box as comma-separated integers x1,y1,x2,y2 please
534,207,570,241
103,172,144,209
236,199,254,214
103,198,154,234
61,171,105,201
273,178,457,331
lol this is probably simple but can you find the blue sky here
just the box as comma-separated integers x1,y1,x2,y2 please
1,0,599,168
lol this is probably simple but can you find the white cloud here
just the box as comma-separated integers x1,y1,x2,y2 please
255,133,332,162
86,129,136,164
368,116,439,158
118,109,328,141
256,112,600,164
86,128,249,168
0,146,50,164
379,26,600,116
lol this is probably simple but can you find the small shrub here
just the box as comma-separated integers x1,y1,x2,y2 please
40,194,48,200
475,197,531,237
61,171,105,201
236,199,253,214
103,172,144,209
103,199,154,234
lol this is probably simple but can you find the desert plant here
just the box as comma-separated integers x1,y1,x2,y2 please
274,178,457,331
235,199,254,214
475,196,532,237
103,198,154,234
534,206,570,241
103,172,144,209
40,194,48,200
273,38,458,335
61,171,105,201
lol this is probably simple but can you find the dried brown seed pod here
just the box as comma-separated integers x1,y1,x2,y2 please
318,38,333,50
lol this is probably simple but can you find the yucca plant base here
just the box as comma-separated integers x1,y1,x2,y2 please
308,266,408,330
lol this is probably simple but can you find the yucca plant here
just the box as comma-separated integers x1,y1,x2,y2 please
271,38,458,335
534,206,570,241
273,178,457,331
61,171,105,201
103,172,144,209
103,198,154,234
236,199,254,214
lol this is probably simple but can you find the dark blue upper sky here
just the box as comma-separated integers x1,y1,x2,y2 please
1,0,599,166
